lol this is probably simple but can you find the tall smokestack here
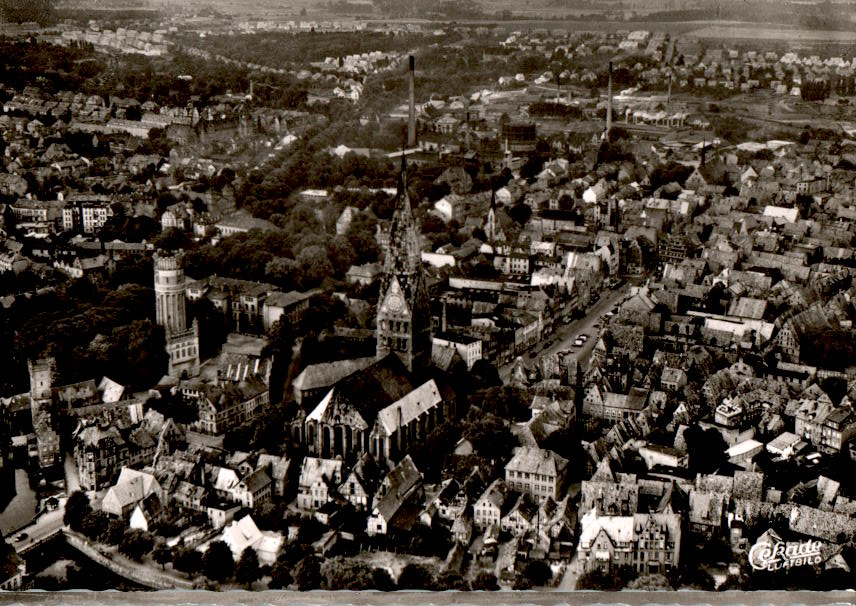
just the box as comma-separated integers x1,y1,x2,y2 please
408,55,416,147
667,73,672,107
606,61,613,140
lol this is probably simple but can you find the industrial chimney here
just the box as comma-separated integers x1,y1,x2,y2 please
667,73,672,107
606,61,613,140
408,55,416,147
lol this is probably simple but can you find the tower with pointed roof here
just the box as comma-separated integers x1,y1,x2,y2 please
376,161,431,372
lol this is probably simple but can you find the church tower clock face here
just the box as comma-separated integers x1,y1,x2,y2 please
387,294,403,312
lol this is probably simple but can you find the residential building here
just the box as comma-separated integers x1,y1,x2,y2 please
366,455,423,536
262,289,318,331
577,509,682,575
432,332,482,370
504,446,569,503
102,468,163,518
185,376,269,435
74,425,129,491
230,468,272,510
474,478,512,530
297,457,343,511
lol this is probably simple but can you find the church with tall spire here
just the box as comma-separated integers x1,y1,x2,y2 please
299,162,456,463
376,161,432,373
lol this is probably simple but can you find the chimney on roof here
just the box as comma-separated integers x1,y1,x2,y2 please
408,55,416,148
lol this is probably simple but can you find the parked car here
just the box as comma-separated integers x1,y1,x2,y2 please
573,338,584,347
16,533,28,542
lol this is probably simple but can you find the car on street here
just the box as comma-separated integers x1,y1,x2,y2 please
16,533,28,542
573,338,584,347
580,333,589,341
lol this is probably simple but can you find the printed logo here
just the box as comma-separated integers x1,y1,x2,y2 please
749,538,823,571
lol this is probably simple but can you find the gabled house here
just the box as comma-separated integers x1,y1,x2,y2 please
339,452,382,511
221,514,284,565
500,492,539,536
367,455,423,536
102,467,163,519
255,454,289,499
129,493,164,533
473,478,513,530
230,468,272,510
687,490,726,538
297,457,343,511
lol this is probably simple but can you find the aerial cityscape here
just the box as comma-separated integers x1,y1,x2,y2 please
1,0,856,594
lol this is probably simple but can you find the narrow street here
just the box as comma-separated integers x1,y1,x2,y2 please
499,282,631,383
64,452,80,494
557,551,582,590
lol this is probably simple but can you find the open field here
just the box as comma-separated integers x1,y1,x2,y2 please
686,24,856,42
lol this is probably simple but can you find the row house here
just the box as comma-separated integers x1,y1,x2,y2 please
184,376,269,435
577,509,682,575
297,456,343,511
474,478,513,530
792,400,856,454
62,202,112,234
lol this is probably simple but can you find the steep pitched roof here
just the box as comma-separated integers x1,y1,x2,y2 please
373,455,422,522
307,354,415,430
376,380,443,435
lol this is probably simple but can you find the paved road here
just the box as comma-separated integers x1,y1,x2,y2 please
499,283,631,383
557,551,582,590
11,502,65,553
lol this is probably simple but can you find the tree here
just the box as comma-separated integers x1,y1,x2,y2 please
471,571,499,590
173,547,203,575
80,510,108,541
153,544,172,571
293,555,322,590
296,244,334,288
235,548,261,588
627,573,673,590
576,565,637,590
202,540,234,582
397,563,436,590
371,567,396,591
436,570,469,591
408,522,452,557
463,410,516,462
104,519,126,545
118,530,154,562
64,490,92,532
674,565,715,590
269,560,293,589
480,385,531,421
520,559,552,586
508,201,532,225
0,0,55,25
321,558,377,590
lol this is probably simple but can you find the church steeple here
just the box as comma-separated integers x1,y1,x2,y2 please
377,159,432,372
383,159,421,279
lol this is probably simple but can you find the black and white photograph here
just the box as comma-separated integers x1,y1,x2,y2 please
0,0,855,600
